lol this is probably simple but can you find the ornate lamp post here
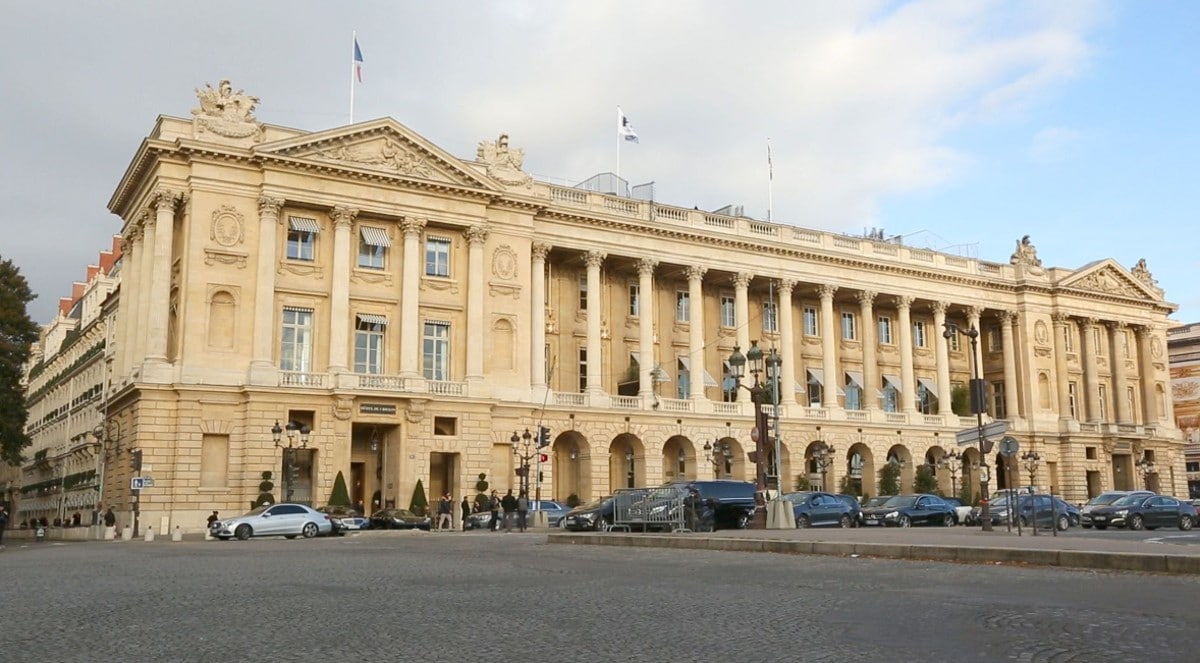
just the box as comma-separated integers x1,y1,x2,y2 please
939,449,963,499
624,447,635,488
943,322,994,531
812,441,836,492
704,439,733,478
727,340,786,528
273,420,310,503
511,429,536,498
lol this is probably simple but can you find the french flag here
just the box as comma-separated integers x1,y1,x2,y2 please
354,38,364,82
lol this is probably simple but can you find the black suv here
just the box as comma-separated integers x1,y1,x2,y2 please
662,479,756,531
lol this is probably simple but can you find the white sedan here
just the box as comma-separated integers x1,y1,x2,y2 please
211,504,334,540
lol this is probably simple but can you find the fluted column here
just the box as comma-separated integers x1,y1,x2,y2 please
897,296,916,413
778,279,797,405
531,243,550,390
819,284,839,408
1078,317,1101,422
327,206,357,374
134,211,154,372
1108,322,1131,424
144,189,180,366
686,266,707,400
1000,310,1020,419
637,259,657,398
733,273,752,396
858,291,877,411
585,251,606,395
464,224,489,383
1136,326,1158,425
118,224,143,378
399,217,426,378
932,301,953,415
1052,313,1072,419
249,197,283,381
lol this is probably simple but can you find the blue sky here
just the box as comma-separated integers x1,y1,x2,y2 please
0,1,1196,323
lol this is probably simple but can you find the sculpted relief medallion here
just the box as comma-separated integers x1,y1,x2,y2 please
1034,320,1049,346
492,244,517,280
210,205,245,247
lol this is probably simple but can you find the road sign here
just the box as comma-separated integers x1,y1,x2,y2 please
955,420,1008,447
998,436,1020,457
131,477,145,490
142,477,155,487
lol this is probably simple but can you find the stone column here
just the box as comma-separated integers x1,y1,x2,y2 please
134,211,154,374
531,243,551,391
1136,325,1158,425
1159,329,1176,423
399,217,426,378
144,189,180,368
327,206,357,374
686,266,707,400
1052,313,1072,420
819,284,839,408
637,258,657,398
249,196,283,383
1000,310,1020,420
464,224,489,383
897,295,916,413
585,250,606,396
733,273,752,396
858,291,877,411
778,279,797,405
1108,322,1132,424
932,301,953,415
1078,317,1101,422
118,224,142,379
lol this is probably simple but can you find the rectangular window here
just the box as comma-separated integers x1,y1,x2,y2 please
913,321,927,348
882,384,899,413
987,327,1001,353
803,307,819,336
629,283,640,317
579,273,589,311
578,347,587,392
844,384,862,411
720,295,735,328
422,321,450,381
676,291,690,323
841,312,856,340
762,301,778,333
1064,325,1074,352
722,361,737,403
286,217,319,261
357,226,389,269
200,434,229,488
424,236,451,277
1068,381,1079,419
677,357,690,400
993,381,1007,419
280,307,314,372
1098,384,1108,421
947,327,960,352
1126,386,1137,423
1093,327,1102,354
354,315,386,374
878,316,893,344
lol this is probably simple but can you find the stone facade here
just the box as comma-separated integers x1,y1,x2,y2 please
94,80,1184,532
1168,322,1200,497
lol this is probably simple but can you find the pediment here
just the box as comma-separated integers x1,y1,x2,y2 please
253,118,496,190
1057,259,1159,300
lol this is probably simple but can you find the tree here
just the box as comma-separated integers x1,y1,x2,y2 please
878,462,900,496
327,470,352,507
0,257,39,465
950,385,969,417
839,474,861,497
409,479,428,517
959,481,976,506
914,464,938,494
793,474,810,491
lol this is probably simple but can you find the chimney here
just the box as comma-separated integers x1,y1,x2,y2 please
59,297,73,316
87,265,100,281
72,282,85,302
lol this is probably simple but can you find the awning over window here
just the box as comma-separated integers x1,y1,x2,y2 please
288,216,321,233
917,377,939,395
807,368,825,385
845,371,864,389
678,356,718,387
360,226,391,247
883,374,902,390
356,313,388,326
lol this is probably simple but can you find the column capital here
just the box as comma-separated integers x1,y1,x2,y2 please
931,300,949,315
1052,311,1070,326
777,278,797,295
818,283,838,300
1076,316,1098,330
732,272,753,289
998,309,1017,324
258,196,285,217
1134,324,1154,340
967,305,984,321
585,250,607,269
331,206,358,228
532,242,552,261
463,224,489,246
152,188,182,214
856,290,877,306
685,265,708,282
1106,320,1128,332
401,217,427,236
895,294,915,309
636,258,658,277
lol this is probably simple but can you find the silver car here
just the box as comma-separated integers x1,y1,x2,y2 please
211,504,333,540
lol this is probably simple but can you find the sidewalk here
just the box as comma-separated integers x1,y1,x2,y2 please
548,527,1200,575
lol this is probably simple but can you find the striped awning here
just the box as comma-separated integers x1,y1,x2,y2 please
883,374,903,390
356,313,388,326
360,226,391,248
677,357,718,387
288,216,321,233
845,371,864,389
917,377,939,394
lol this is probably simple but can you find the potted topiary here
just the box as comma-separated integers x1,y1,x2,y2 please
253,470,275,509
409,479,428,517
474,473,490,512
328,471,353,508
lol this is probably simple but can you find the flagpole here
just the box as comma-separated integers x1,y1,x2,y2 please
616,106,621,179
767,138,774,223
350,31,357,124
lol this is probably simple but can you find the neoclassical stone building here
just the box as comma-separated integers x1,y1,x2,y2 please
1168,322,1200,497
101,80,1184,531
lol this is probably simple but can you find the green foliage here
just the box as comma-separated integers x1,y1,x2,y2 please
328,471,353,507
254,470,275,507
839,474,861,497
566,493,581,508
793,474,810,491
409,479,428,517
475,472,489,493
878,462,901,497
0,257,39,465
914,464,938,494
951,385,969,417
959,481,976,506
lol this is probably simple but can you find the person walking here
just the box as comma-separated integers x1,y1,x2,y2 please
516,491,529,532
103,507,117,530
436,493,453,531
460,495,471,532
502,489,518,532
489,490,501,531
0,504,9,548
206,511,220,531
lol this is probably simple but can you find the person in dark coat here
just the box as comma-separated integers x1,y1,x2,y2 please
516,491,529,532
460,496,471,531
489,490,501,531
103,508,117,529
502,489,518,531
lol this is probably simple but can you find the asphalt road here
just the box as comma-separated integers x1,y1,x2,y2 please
2,532,1197,662
987,524,1200,546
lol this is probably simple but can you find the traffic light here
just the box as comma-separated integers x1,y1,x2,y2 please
539,453,548,463
130,449,143,474
537,471,544,483
537,425,551,448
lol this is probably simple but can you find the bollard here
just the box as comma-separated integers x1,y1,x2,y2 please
104,526,116,541
35,527,46,543
172,526,183,542
121,526,133,541
144,525,155,542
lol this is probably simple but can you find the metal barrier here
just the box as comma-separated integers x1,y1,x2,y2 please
610,487,693,533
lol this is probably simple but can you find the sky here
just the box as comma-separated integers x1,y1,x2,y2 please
2,1,1197,325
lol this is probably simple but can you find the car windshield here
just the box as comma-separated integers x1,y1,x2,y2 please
577,499,610,510
785,493,812,505
1087,494,1126,506
243,506,269,517
882,495,917,508
865,497,891,507
1111,495,1143,507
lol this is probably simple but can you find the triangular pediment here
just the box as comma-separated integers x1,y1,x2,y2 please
253,118,497,190
1058,259,1160,300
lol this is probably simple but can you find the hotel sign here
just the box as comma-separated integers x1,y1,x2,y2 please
359,403,397,416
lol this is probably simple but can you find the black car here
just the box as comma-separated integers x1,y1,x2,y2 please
860,494,958,527
1088,495,1197,531
1080,490,1154,528
661,480,756,531
369,508,431,530
988,494,1074,531
783,491,857,528
562,498,615,531
834,494,863,527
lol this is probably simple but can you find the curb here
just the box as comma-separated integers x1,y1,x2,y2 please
547,533,1200,575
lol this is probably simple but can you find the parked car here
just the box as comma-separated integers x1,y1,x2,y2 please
211,503,334,540
369,508,431,531
317,505,367,535
562,498,615,531
1087,494,1197,531
1080,491,1155,528
464,500,571,530
834,494,863,527
1054,498,1081,527
662,480,756,531
782,491,856,528
941,497,974,525
987,494,1074,531
861,494,958,527
859,496,893,525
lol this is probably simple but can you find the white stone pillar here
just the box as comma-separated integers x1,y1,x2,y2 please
819,284,839,408
932,301,953,415
1136,325,1158,425
858,291,877,411
464,224,489,383
637,258,657,398
327,206,357,374
897,295,916,413
134,212,155,374
248,196,283,383
733,273,752,396
117,225,142,379
1108,322,1132,424
778,279,797,405
1000,310,1020,420
686,265,707,400
531,243,550,391
1052,313,1072,420
399,217,426,378
143,189,180,372
585,250,606,395
1078,317,1101,422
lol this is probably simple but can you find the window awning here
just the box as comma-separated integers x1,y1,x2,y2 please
288,216,320,233
807,368,825,385
360,226,391,248
845,371,864,389
883,374,902,390
678,356,718,387
917,377,939,394
356,313,388,326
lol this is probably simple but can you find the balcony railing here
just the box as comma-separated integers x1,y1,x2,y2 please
279,371,326,388
554,392,586,407
712,402,741,416
357,374,407,391
428,380,466,396
610,395,641,409
656,398,693,413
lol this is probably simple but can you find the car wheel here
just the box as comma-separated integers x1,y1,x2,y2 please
838,515,851,528
943,514,955,527
596,518,611,532
1180,515,1194,531
301,522,319,538
898,515,911,528
235,524,252,541
737,512,751,529
1128,515,1144,531
796,515,811,529
1056,515,1070,531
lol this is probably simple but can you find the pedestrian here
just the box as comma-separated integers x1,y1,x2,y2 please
0,504,9,548
489,490,501,531
437,492,453,531
460,495,471,532
103,507,116,530
502,489,518,532
206,511,220,528
517,491,529,532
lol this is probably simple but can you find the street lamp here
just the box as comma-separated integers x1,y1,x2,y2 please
704,439,733,478
1020,450,1042,536
512,429,536,498
1135,454,1156,490
624,447,635,488
944,322,994,531
273,420,310,503
812,441,836,492
727,340,786,527
939,449,963,499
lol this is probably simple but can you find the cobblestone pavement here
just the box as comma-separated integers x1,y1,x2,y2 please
1,532,1197,662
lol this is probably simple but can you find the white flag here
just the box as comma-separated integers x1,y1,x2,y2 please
617,107,639,143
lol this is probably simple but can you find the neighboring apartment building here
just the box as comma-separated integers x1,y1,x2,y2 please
6,238,121,526
1167,322,1200,497
98,80,1184,532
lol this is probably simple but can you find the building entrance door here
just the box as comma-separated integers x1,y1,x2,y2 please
429,452,460,518
1112,454,1132,490
351,462,365,513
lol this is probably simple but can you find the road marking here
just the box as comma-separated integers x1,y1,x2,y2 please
1144,534,1200,544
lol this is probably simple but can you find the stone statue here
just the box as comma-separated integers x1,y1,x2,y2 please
1131,258,1157,286
192,79,264,140
476,133,532,187
1010,235,1042,268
